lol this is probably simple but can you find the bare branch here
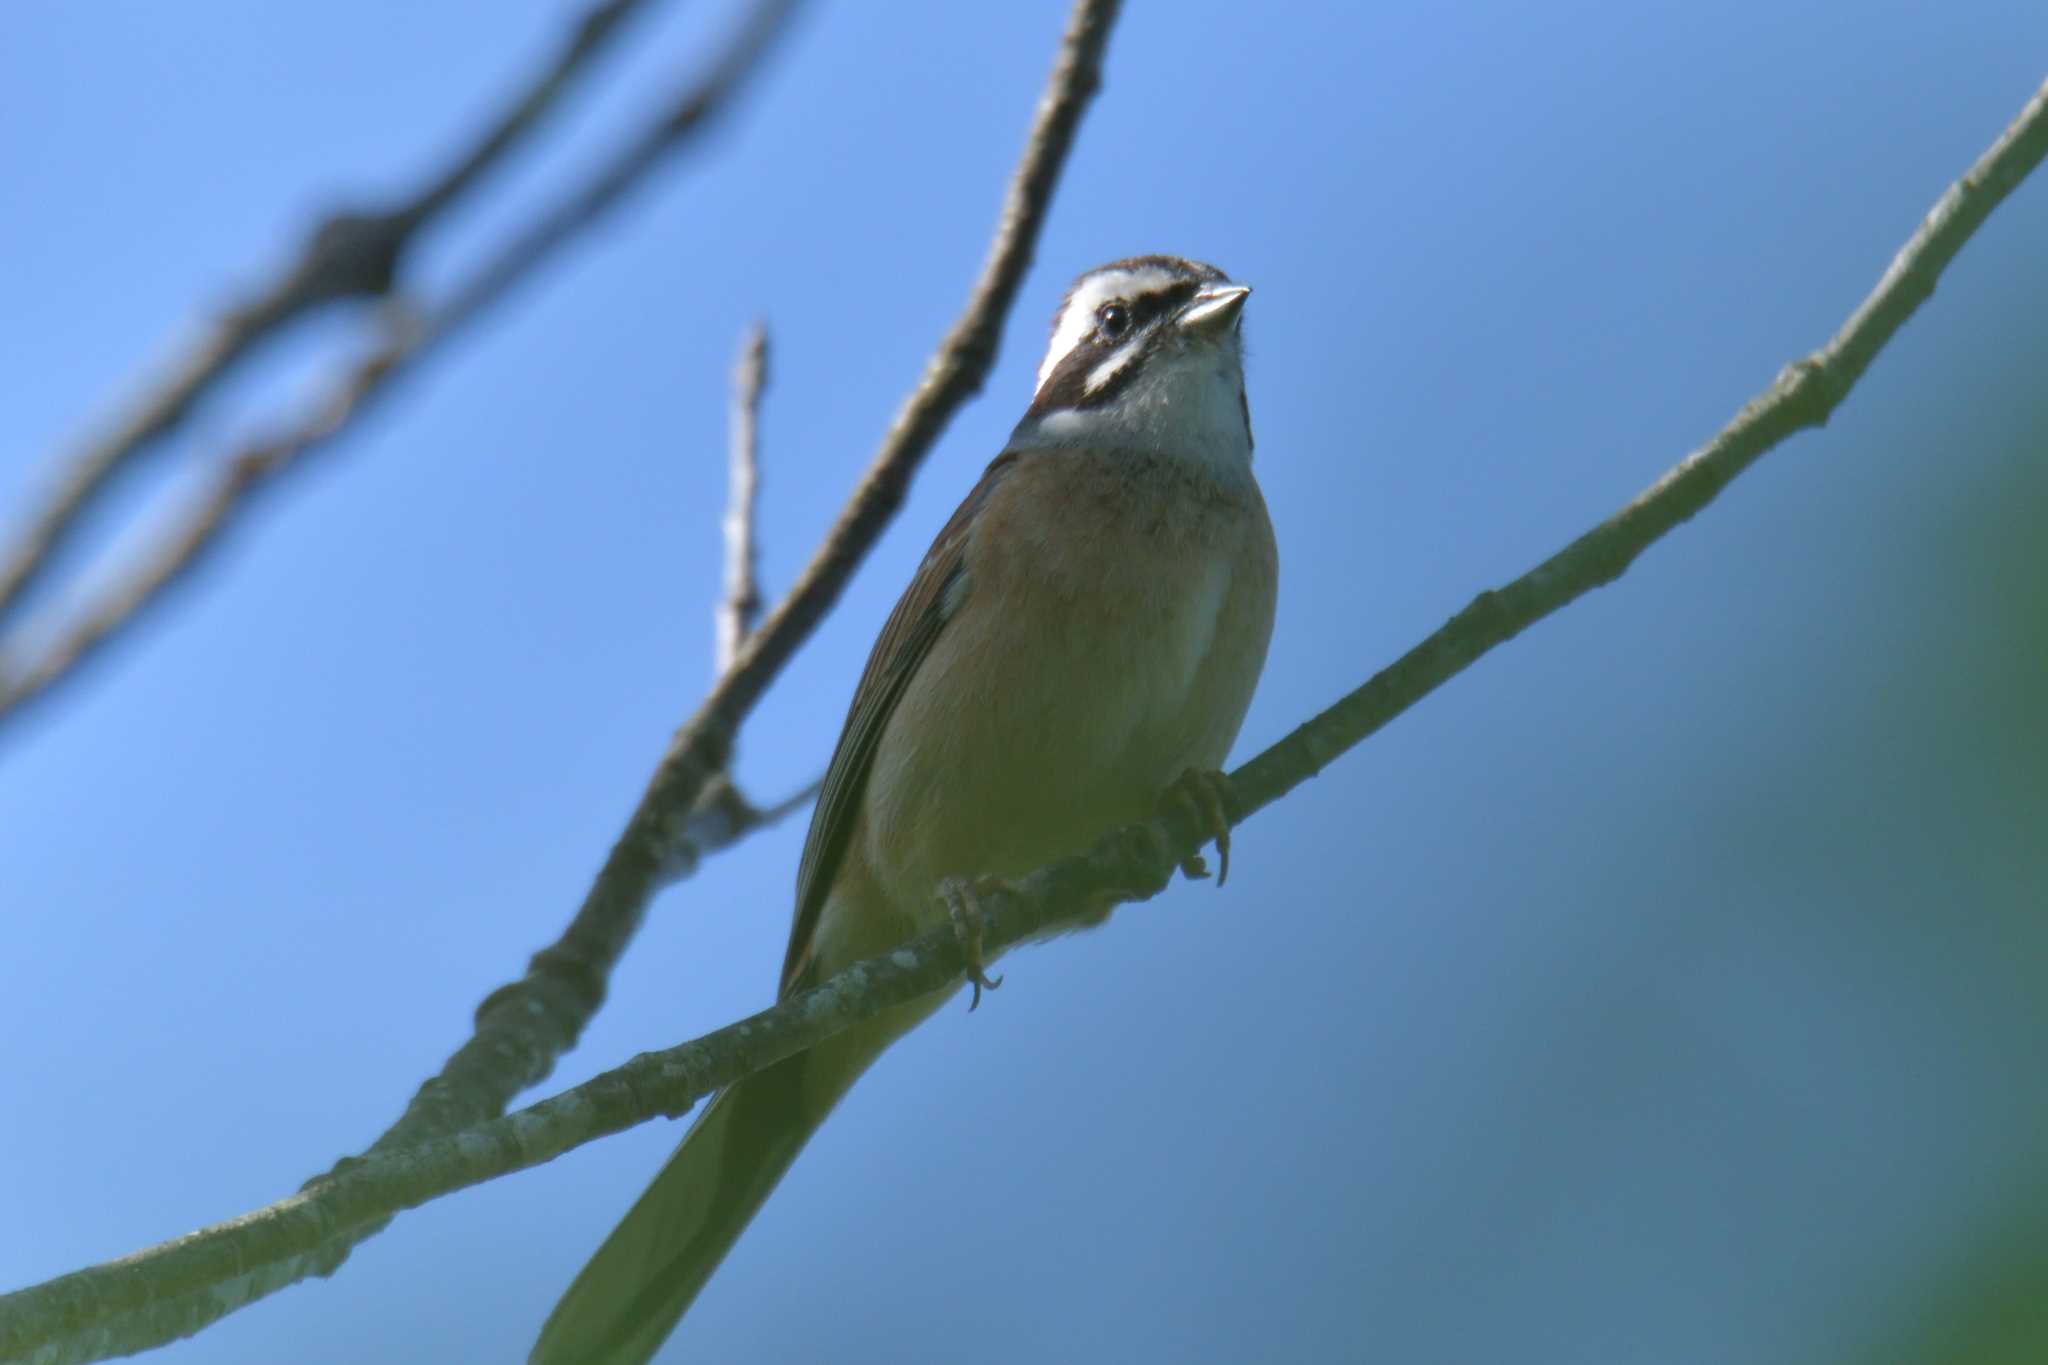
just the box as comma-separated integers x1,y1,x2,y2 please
403,0,667,227
0,0,670,632
427,2,807,342
9,68,2041,1365
1226,76,2048,829
717,321,769,674
434,0,1121,1165
0,0,804,739
0,5,1116,1358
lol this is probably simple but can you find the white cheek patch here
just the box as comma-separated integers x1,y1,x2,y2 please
1085,334,1146,394
1015,407,1088,445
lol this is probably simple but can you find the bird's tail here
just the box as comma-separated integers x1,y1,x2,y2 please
529,1008,919,1365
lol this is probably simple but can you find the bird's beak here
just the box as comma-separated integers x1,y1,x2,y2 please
1176,283,1251,336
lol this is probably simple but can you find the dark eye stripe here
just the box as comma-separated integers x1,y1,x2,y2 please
1030,335,1139,414
1115,281,1196,336
1033,327,1155,414
1045,255,1229,353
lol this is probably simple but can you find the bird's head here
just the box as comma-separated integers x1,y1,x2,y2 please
1011,255,1254,473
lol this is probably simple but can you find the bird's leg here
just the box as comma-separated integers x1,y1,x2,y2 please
937,875,1008,1010
1160,768,1237,887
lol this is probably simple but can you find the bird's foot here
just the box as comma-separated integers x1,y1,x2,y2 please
938,875,1008,1011
1159,768,1237,887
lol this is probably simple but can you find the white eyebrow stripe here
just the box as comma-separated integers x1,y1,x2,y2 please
1115,266,1180,296
1039,274,1126,389
1035,265,1188,391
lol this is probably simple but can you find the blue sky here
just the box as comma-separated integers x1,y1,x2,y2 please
4,2,2047,1361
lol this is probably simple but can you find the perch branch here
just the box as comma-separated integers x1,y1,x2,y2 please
6,70,2043,1365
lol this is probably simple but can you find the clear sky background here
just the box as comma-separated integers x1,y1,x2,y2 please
5,3,2047,1362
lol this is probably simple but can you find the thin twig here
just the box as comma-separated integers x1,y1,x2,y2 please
7,78,2044,1358
0,0,804,739
428,3,806,342
0,5,1116,1360
717,321,769,674
404,0,666,227
444,0,1120,1180
0,0,669,633
750,772,822,826
652,769,815,890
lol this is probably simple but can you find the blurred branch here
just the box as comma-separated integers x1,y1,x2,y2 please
0,0,668,633
0,3,1119,1360
0,0,803,739
7,68,2042,1362
1853,1177,2048,1363
716,321,769,674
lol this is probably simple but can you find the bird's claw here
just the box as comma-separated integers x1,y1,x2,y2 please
1160,768,1237,887
939,875,1006,1010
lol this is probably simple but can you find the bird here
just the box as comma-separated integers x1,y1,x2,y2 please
531,255,1278,1364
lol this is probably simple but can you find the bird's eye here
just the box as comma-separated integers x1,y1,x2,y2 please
1096,302,1130,339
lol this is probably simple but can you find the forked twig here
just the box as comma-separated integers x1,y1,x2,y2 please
0,0,803,739
0,0,671,632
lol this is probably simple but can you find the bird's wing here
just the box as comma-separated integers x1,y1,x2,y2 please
780,450,1018,997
